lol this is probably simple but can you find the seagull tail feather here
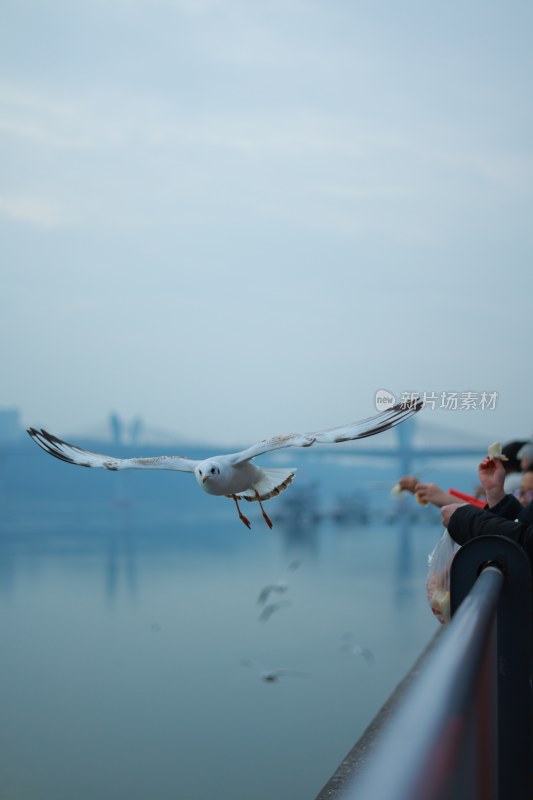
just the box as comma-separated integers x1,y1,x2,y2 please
238,468,297,502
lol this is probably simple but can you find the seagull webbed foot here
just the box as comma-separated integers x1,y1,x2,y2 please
232,494,252,529
239,512,252,529
254,490,273,529
262,511,273,529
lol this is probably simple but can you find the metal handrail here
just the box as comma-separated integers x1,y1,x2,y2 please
318,535,533,800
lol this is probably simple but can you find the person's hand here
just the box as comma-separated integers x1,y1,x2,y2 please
396,476,418,493
441,502,466,528
415,482,457,508
478,456,506,507
478,455,505,492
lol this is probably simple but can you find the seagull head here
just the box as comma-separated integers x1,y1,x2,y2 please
195,460,222,492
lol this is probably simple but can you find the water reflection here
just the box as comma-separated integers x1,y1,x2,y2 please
394,514,415,606
0,500,440,800
105,512,138,609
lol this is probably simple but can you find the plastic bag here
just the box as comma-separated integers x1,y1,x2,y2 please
426,529,460,625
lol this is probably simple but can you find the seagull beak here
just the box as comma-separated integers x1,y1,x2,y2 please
202,475,209,484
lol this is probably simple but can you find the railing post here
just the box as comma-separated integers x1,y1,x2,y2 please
451,535,533,800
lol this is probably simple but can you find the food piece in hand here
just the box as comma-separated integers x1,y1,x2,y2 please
415,491,429,506
392,476,419,495
487,441,509,461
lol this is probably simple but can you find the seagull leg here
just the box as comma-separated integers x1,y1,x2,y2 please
254,491,273,529
231,495,251,529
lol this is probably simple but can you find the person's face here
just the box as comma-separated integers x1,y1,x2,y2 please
517,472,533,506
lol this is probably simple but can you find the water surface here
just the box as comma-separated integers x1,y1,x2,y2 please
0,493,442,800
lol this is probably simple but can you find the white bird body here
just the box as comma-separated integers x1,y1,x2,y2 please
195,459,260,496
194,459,291,499
27,398,422,528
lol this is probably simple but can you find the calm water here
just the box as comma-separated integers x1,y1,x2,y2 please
0,493,443,800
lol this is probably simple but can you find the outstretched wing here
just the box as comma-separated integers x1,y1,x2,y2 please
229,398,423,464
257,582,288,605
27,428,198,472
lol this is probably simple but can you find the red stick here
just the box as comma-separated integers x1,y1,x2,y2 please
448,488,486,508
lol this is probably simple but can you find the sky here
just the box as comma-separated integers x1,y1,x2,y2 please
1,0,533,449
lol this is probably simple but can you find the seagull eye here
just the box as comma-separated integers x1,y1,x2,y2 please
198,470,203,476
210,467,217,475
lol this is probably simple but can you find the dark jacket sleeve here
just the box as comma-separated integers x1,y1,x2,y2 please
448,504,533,551
482,494,533,524
485,494,523,520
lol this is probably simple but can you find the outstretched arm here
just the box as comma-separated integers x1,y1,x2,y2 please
394,476,457,508
444,502,533,549
414,482,458,508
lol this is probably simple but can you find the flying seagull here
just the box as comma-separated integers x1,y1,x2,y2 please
340,633,375,666
258,600,291,623
257,581,289,605
27,398,422,529
257,560,302,604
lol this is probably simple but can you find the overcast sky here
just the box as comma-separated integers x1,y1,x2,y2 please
1,0,532,448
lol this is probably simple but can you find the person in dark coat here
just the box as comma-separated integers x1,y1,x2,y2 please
442,455,533,557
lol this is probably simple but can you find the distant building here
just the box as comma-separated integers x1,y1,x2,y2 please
0,409,22,442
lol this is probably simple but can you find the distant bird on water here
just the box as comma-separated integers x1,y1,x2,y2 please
27,399,422,529
240,659,309,683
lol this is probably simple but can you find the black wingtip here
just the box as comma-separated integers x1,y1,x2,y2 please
394,397,424,414
26,427,82,467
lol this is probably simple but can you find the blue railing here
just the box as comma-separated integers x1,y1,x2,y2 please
315,535,533,800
